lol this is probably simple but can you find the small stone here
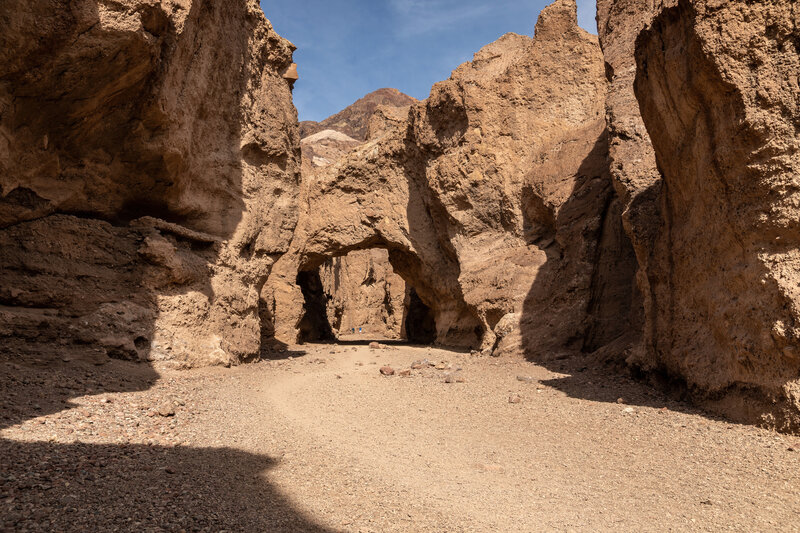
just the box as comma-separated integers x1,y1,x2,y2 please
616,397,626,404
623,407,635,414
369,342,383,350
398,369,411,377
380,366,395,376
157,404,175,417
516,376,535,383
444,372,464,383
508,394,522,404
100,398,111,404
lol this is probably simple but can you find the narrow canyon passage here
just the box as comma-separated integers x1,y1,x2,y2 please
294,249,438,346
3,345,799,531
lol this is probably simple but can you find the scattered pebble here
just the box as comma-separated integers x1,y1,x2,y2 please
380,366,395,376
444,371,465,383
157,403,176,417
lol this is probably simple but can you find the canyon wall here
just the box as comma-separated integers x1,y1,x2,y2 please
4,0,799,431
298,91,415,340
632,0,800,430
319,249,406,339
598,0,800,430
0,0,300,366
267,0,637,355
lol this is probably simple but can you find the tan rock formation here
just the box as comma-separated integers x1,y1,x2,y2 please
267,0,636,355
596,0,669,360
632,0,800,430
319,249,406,339
0,0,300,366
365,104,411,142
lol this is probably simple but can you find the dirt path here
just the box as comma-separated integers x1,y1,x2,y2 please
2,343,800,531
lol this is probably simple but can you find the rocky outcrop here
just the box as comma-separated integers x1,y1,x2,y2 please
267,0,636,354
299,88,417,141
0,0,300,366
319,249,406,339
631,0,800,430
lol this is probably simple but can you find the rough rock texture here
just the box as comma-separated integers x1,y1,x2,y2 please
365,104,412,142
267,0,636,354
632,0,800,431
319,249,406,339
0,0,300,366
299,88,417,141
596,0,668,360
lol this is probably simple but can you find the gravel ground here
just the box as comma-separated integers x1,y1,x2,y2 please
2,342,800,532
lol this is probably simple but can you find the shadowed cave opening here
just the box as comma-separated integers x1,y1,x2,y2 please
295,249,437,345
403,287,436,344
296,270,336,342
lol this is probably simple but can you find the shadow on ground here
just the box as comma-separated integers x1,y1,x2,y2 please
0,440,331,532
0,353,332,532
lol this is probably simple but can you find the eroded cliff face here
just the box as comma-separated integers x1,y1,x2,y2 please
632,0,800,430
267,0,636,355
0,0,300,366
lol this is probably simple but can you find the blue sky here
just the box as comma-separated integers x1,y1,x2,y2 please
261,1,597,122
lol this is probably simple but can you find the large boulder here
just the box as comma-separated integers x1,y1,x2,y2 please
0,0,300,366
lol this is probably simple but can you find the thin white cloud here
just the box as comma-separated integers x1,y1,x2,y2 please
389,0,497,37
390,0,597,37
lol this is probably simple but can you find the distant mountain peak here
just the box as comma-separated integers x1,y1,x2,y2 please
300,88,417,141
